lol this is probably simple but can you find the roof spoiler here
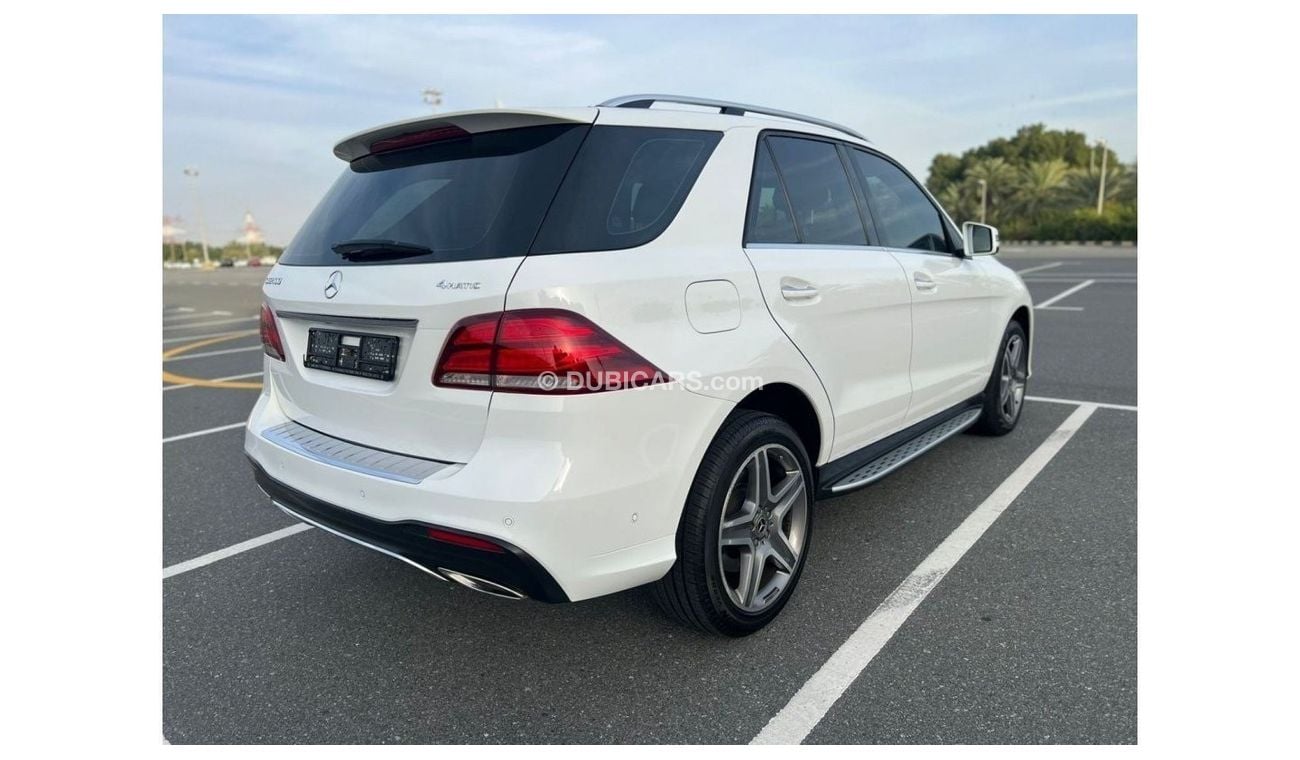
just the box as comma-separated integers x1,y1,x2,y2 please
333,107,597,162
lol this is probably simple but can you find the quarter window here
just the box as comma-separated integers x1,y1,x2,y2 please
531,126,721,254
744,144,798,244
765,137,867,246
850,150,949,252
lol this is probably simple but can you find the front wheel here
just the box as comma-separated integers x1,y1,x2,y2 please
651,411,813,637
972,320,1029,436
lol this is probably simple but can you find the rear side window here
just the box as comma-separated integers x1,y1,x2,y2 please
744,144,799,244
850,149,950,253
765,136,867,246
281,125,589,266
531,127,721,254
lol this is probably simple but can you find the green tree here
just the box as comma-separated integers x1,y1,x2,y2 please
1010,159,1072,221
1062,162,1136,210
924,124,1134,241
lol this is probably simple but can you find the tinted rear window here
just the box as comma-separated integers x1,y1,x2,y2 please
280,124,588,266
744,142,799,244
765,136,867,246
530,126,721,254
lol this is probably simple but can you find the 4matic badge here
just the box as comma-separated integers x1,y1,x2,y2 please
436,280,482,290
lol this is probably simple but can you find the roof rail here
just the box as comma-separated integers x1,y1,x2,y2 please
597,94,868,142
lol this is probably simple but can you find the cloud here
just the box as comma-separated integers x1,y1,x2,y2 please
163,15,1136,245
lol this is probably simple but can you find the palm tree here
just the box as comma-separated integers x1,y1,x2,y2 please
1062,162,1135,210
1010,159,1072,221
963,157,1018,224
934,183,971,222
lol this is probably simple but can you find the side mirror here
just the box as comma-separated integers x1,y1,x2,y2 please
962,222,1000,257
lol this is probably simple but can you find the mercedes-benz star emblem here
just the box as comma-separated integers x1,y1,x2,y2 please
324,270,342,299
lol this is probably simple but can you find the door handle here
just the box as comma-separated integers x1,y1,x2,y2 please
914,273,937,291
780,283,819,300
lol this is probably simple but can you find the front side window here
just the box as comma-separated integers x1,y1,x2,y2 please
531,126,721,254
765,136,867,246
850,150,950,253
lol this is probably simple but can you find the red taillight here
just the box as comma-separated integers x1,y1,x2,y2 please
433,309,664,394
426,527,504,553
369,125,470,155
260,304,285,361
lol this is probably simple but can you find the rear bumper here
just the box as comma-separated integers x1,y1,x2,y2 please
250,461,569,602
243,373,734,601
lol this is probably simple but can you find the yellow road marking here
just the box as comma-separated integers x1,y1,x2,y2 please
162,330,265,390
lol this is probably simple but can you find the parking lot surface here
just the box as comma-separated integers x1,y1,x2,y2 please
162,246,1137,744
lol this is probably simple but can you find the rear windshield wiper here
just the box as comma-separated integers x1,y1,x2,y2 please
331,239,433,261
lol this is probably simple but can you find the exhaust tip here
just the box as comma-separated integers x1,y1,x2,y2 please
438,568,526,600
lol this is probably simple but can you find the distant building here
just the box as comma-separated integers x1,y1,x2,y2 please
238,211,264,247
162,215,185,243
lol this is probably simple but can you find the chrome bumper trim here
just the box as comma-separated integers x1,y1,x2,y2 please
261,420,452,484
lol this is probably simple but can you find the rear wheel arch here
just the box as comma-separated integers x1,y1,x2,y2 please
735,383,824,468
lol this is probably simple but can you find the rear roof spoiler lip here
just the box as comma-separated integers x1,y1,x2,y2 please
332,107,599,162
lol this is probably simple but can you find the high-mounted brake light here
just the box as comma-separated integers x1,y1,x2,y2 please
433,309,665,394
368,125,470,156
260,303,285,361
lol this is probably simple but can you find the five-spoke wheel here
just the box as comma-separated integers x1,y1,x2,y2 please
717,444,809,613
999,333,1027,424
974,319,1029,436
652,411,814,636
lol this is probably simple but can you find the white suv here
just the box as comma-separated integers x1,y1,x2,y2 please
245,94,1032,636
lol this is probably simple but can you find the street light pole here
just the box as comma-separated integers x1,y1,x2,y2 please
182,167,211,265
977,179,988,224
1096,140,1108,216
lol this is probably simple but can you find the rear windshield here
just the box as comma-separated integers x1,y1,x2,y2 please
280,124,588,266
281,124,720,266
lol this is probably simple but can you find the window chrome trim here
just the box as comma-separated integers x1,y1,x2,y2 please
744,243,894,252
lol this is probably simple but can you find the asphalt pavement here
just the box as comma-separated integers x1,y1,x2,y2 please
161,246,1137,744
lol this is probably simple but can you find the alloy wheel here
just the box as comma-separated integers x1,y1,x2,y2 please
716,444,809,613
999,334,1027,423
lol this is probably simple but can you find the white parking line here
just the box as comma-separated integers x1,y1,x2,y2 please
162,371,262,391
1028,394,1136,412
1022,277,1135,284
163,421,246,443
1035,279,1096,309
752,403,1098,744
1026,271,1136,278
1013,261,1063,275
163,345,262,362
163,316,258,332
162,523,313,580
163,329,256,345
162,311,226,325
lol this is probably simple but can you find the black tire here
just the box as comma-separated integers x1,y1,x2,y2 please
651,410,815,637
972,320,1029,436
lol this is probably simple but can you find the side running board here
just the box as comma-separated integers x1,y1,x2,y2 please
824,408,982,495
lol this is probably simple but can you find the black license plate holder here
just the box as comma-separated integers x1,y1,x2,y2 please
304,328,400,381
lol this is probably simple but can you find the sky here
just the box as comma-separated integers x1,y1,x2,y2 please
163,14,1137,247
